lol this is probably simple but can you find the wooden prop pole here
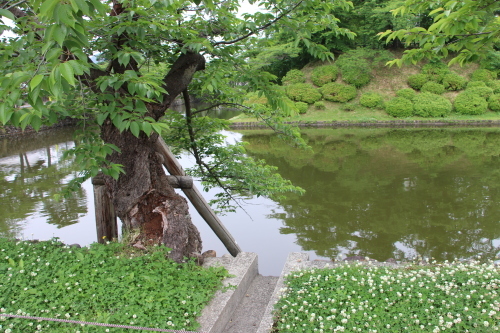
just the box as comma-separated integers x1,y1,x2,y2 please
154,137,242,257
92,173,118,243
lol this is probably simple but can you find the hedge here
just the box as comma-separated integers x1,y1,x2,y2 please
396,88,417,101
454,92,488,115
413,92,452,117
282,69,306,85
442,74,467,91
407,74,428,90
421,82,445,95
360,92,383,108
285,83,322,104
311,65,338,87
385,97,414,118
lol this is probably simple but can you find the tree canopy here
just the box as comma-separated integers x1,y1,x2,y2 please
380,0,500,66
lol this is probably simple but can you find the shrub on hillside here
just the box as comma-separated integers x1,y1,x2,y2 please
295,102,309,114
396,88,417,101
470,68,496,82
442,74,467,91
314,101,326,110
243,92,268,106
360,92,382,108
320,82,357,103
421,61,451,83
285,83,322,104
465,85,494,99
385,97,414,118
421,81,445,95
282,69,306,85
466,81,487,88
413,92,452,117
480,50,500,73
311,65,338,87
342,103,356,112
488,94,500,112
486,80,500,94
336,53,372,88
454,92,488,115
407,74,428,90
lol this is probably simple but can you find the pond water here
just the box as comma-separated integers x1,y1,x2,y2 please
1,127,499,276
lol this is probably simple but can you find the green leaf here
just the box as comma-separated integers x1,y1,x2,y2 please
130,121,140,137
30,75,44,91
0,8,15,20
60,62,75,86
96,112,109,125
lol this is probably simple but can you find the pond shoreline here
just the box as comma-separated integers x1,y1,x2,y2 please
0,118,79,138
229,119,500,129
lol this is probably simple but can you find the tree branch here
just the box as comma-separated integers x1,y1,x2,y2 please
212,0,304,46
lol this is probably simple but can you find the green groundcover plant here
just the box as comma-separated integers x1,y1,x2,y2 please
273,260,500,332
0,238,229,332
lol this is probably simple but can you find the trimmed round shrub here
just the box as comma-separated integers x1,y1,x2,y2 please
396,88,417,101
320,82,357,103
311,65,338,87
360,92,382,108
421,61,451,83
295,102,309,114
282,69,306,85
470,68,497,82
285,83,322,104
314,101,326,110
467,81,487,88
336,55,372,88
442,74,467,91
385,97,414,118
465,85,494,98
413,92,452,117
421,81,445,95
486,80,500,94
488,94,500,112
407,74,429,90
342,103,356,112
454,91,488,115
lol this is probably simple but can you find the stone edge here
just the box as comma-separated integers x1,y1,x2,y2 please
198,252,258,333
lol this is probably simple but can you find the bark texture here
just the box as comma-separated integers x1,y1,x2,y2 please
101,124,202,262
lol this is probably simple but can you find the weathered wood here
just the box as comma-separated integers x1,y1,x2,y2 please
92,173,118,243
166,175,193,189
154,137,242,257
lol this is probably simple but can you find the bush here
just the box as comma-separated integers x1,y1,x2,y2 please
295,102,309,114
442,74,467,91
320,82,357,103
470,68,496,82
360,92,382,108
314,101,326,110
336,52,372,88
421,81,445,95
342,103,356,112
421,61,451,83
488,94,500,112
385,97,414,117
413,92,452,117
243,92,268,105
282,69,306,85
454,91,488,115
407,74,428,90
486,80,500,94
396,88,417,101
465,85,494,98
311,65,338,87
466,81,487,88
285,83,322,104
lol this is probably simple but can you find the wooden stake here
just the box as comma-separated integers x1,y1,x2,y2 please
92,173,118,243
154,137,242,256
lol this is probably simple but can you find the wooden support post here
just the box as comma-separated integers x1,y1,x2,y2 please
154,137,242,257
92,173,118,243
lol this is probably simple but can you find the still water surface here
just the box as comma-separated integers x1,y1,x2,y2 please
1,127,499,275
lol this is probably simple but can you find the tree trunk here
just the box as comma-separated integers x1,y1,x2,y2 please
101,123,202,262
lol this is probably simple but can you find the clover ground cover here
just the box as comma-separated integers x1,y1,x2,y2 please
273,261,500,332
0,238,228,332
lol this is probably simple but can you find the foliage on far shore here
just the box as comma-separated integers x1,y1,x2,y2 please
0,238,229,332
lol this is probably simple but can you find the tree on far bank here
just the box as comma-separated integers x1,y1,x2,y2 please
0,0,354,261
379,0,500,66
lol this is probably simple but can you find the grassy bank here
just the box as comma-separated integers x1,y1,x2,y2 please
0,238,228,332
231,52,500,124
273,260,500,332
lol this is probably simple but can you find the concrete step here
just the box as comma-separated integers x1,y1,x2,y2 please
222,275,279,333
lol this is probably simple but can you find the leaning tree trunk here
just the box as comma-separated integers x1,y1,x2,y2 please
100,123,202,262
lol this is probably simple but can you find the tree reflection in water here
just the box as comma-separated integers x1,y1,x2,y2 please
0,128,88,239
242,128,500,262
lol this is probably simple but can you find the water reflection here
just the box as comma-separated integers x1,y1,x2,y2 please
0,128,89,239
242,128,500,263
